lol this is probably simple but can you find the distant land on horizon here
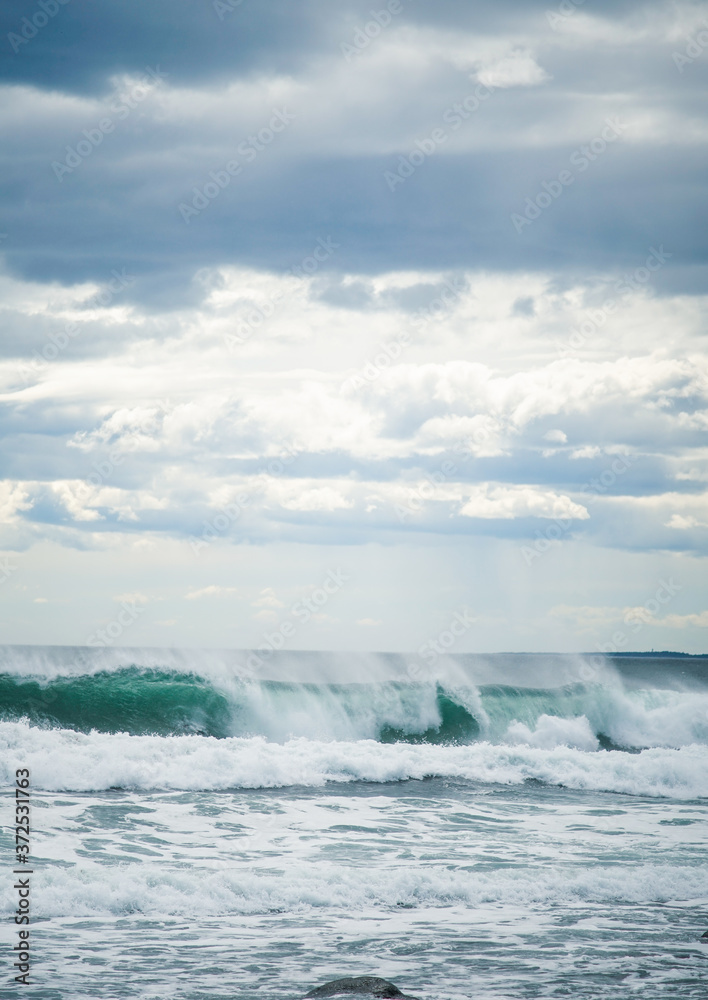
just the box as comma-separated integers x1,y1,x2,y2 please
606,651,707,658
1,644,707,657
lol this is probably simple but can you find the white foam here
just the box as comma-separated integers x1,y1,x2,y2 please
2,721,706,798
505,714,599,750
584,686,708,749
4,859,707,920
485,686,708,751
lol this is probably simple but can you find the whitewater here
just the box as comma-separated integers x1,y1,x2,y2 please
1,647,706,999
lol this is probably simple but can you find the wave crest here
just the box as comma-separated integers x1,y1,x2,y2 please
2,668,708,752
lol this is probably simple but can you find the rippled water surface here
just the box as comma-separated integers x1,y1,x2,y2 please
2,779,706,999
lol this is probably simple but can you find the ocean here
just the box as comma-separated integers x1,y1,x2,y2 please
1,646,707,999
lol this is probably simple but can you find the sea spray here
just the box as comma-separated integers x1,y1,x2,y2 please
2,667,708,749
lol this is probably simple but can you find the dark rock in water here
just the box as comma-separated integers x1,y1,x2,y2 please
700,930,708,943
304,976,421,999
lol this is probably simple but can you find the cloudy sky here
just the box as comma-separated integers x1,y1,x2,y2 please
1,0,707,654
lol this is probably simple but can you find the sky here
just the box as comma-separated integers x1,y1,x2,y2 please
0,0,707,655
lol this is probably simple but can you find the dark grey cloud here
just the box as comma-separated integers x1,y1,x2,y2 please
0,310,173,362
3,144,706,303
1,0,327,95
0,0,705,303
1,0,651,95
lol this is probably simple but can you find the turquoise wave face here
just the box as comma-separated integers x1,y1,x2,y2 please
1,667,707,749
380,695,479,744
0,669,480,742
0,668,234,738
